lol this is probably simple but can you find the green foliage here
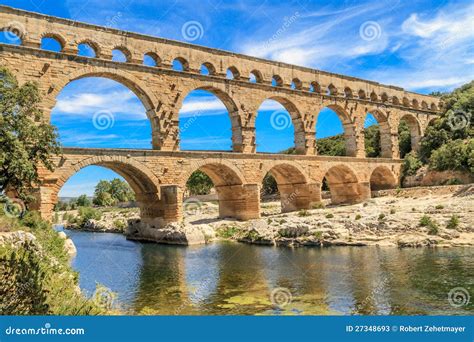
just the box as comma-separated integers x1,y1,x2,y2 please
446,215,460,229
186,170,214,195
216,225,239,239
316,134,346,156
398,121,412,158
113,219,126,231
390,208,396,214
435,205,444,210
76,194,92,207
364,125,381,158
419,215,439,235
429,139,473,172
298,209,310,217
325,213,334,219
75,206,102,227
261,173,278,196
93,178,135,206
378,213,386,221
355,214,362,220
21,211,49,230
401,151,423,178
0,242,49,314
0,67,61,204
311,202,325,209
313,231,323,240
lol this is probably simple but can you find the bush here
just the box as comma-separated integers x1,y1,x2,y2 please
355,214,362,220
378,213,386,221
76,194,92,207
311,202,325,209
76,207,102,227
298,209,310,217
435,205,444,210
419,215,439,235
113,219,126,231
429,139,472,172
325,213,334,219
390,209,396,214
21,211,49,230
401,152,423,178
446,215,460,229
216,225,238,239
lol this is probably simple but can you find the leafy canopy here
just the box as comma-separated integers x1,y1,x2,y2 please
0,67,60,203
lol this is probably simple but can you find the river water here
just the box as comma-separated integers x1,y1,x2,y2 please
58,227,473,315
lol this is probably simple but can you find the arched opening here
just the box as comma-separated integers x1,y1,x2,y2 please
271,75,283,87
226,66,240,80
51,76,152,149
381,93,389,102
172,57,189,71
77,42,97,58
112,47,131,62
430,103,438,111
344,87,353,98
392,96,400,106
144,52,160,67
0,27,22,45
369,166,398,191
200,62,216,75
41,35,63,52
178,88,237,151
249,70,262,83
398,114,422,156
412,99,419,109
255,97,304,154
370,91,378,102
322,165,362,205
183,163,248,221
261,164,309,213
358,90,366,99
402,97,410,107
309,82,321,93
56,161,160,228
327,84,337,95
291,78,302,90
364,109,392,158
315,105,356,157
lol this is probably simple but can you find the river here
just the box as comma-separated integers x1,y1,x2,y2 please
57,227,473,315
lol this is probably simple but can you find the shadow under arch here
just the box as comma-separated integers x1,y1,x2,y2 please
322,164,365,204
317,104,357,157
369,166,398,191
262,162,310,212
255,95,306,154
179,85,243,152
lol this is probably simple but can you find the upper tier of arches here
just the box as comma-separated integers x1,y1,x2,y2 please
0,6,442,112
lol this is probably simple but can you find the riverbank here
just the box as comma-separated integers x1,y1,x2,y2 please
59,184,474,248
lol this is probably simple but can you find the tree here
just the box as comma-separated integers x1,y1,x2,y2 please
398,121,412,158
364,125,381,158
76,194,91,207
186,170,214,195
261,173,278,196
92,178,134,206
0,67,60,204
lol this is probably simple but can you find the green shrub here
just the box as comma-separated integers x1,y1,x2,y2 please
216,225,238,239
429,139,472,172
313,231,323,240
419,215,439,235
390,209,396,214
355,214,362,220
378,213,386,221
311,202,325,209
113,219,126,231
401,151,423,178
21,211,49,230
298,209,310,217
435,205,444,210
325,213,334,219
446,215,460,229
76,206,102,227
419,215,433,227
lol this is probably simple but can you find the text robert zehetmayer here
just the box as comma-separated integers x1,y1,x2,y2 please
399,326,466,333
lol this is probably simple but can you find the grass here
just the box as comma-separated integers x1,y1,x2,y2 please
216,225,239,239
419,215,439,235
446,215,459,229
311,202,325,209
298,209,310,217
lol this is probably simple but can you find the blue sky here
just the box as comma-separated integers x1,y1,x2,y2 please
1,0,472,196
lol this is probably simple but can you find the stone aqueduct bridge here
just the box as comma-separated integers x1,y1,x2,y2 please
0,6,441,232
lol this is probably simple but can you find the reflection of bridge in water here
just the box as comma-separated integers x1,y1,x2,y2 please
0,6,441,239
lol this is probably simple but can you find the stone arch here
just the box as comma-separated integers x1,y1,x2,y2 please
392,96,400,106
402,97,410,107
1,24,25,43
48,155,161,222
40,32,66,51
327,84,338,95
412,99,419,109
291,78,302,90
365,107,393,158
255,96,305,154
201,61,216,75
317,104,357,157
370,91,378,102
399,113,422,152
430,103,438,111
112,45,132,62
173,57,189,71
262,162,310,212
344,87,353,98
178,85,242,152
227,66,240,79
310,81,321,93
249,69,263,83
369,166,398,191
77,39,100,57
272,75,283,87
358,89,366,99
181,160,257,220
381,92,389,102
321,164,365,204
144,52,160,66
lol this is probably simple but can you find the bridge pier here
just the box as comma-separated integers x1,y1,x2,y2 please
328,181,370,204
215,184,260,220
279,182,322,212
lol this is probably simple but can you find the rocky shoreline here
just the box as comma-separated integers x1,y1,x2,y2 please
58,184,474,248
